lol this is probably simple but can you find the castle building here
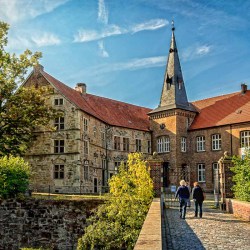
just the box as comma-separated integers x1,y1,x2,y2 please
24,23,250,194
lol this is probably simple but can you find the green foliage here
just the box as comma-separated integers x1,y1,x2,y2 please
77,153,154,250
0,155,30,198
231,150,250,202
0,21,57,156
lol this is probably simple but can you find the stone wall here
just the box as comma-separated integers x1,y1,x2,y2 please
226,198,250,221
0,198,103,250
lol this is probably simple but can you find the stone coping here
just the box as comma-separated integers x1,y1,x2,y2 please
134,198,162,250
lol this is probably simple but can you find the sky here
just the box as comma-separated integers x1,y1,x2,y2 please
1,0,250,109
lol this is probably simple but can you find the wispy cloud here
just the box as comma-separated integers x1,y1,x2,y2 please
0,0,69,24
74,25,126,42
182,44,212,61
74,19,168,43
131,19,169,33
98,41,109,58
7,32,61,50
98,0,108,25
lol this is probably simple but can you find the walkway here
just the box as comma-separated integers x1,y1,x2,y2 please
165,194,250,250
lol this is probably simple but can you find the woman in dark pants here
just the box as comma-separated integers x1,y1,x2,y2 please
192,182,205,218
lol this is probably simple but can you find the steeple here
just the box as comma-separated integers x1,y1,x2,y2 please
150,21,196,114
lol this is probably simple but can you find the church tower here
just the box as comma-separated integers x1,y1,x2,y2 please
149,21,197,188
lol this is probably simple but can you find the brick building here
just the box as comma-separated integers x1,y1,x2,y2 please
24,23,250,193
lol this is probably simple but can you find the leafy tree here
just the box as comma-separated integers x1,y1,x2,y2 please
77,153,154,250
0,155,30,198
231,150,250,202
0,21,57,156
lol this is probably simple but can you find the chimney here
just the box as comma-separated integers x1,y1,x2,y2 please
241,83,247,94
75,83,86,94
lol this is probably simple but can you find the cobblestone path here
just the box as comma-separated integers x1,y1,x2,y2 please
165,197,250,250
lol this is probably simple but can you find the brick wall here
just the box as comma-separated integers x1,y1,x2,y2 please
0,198,103,250
226,198,250,221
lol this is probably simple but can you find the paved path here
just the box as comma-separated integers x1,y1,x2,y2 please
165,195,250,250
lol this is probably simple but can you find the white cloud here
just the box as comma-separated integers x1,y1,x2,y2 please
31,32,61,47
0,0,69,24
98,41,109,58
74,19,168,43
131,19,169,33
98,0,108,25
7,32,61,50
196,45,211,55
74,25,126,42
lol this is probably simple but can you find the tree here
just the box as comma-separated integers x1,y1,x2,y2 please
77,153,154,250
0,21,57,156
231,150,250,202
0,155,31,198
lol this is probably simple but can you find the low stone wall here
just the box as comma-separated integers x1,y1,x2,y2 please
226,198,250,221
134,199,161,250
0,198,103,250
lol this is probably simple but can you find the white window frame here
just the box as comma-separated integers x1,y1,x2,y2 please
241,131,250,147
197,164,205,182
157,136,170,153
212,134,221,151
197,136,205,152
123,137,129,152
181,137,187,152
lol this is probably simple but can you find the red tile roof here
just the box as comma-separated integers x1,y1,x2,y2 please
41,70,151,131
190,91,250,130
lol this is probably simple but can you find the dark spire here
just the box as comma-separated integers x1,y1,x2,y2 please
149,21,196,114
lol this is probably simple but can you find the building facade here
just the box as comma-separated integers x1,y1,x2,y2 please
24,23,250,193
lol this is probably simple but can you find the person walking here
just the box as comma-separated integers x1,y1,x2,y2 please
175,180,190,219
192,182,205,218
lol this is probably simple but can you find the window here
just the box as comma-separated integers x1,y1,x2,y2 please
212,134,221,151
136,139,142,152
83,140,89,155
147,140,151,154
196,136,205,152
54,140,64,153
54,165,64,179
101,132,106,148
157,136,170,153
83,118,88,132
84,165,89,180
181,137,187,152
212,162,219,184
114,136,121,150
197,164,205,182
54,117,64,130
114,161,121,174
93,126,97,138
102,159,106,169
241,131,250,147
54,98,63,106
123,138,129,151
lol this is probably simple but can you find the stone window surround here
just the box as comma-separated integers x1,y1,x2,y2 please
197,163,205,182
54,98,64,106
211,133,222,151
54,139,65,153
157,136,170,153
54,164,64,179
54,116,65,130
136,138,142,152
83,117,88,132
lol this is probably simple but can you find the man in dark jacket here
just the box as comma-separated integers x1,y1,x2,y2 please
192,182,205,218
175,180,190,219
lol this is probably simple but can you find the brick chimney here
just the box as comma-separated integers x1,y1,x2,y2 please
75,83,86,94
241,83,247,94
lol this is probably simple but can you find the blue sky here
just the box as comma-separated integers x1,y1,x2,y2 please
1,0,250,108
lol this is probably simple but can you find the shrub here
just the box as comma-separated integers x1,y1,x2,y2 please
231,150,250,202
0,155,31,199
77,153,154,250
